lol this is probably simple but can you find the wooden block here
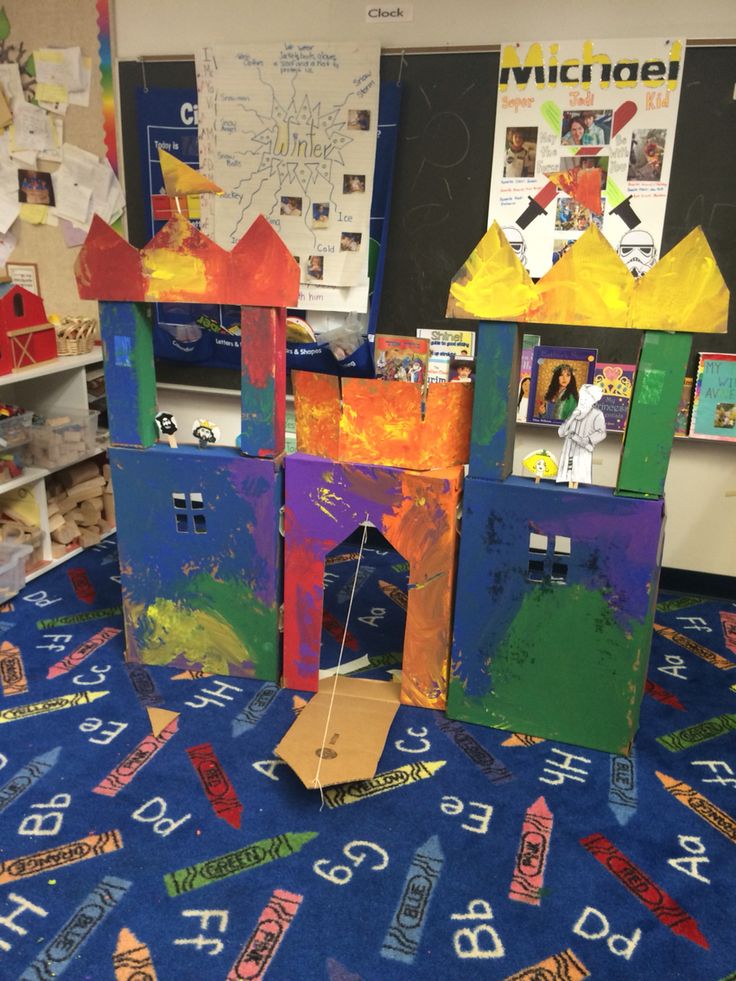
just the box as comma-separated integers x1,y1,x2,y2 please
103,491,115,525
80,498,103,521
79,526,101,547
102,463,111,482
61,460,102,488
67,476,106,498
51,520,80,545
69,485,105,504
47,513,66,533
58,495,78,514
51,541,68,560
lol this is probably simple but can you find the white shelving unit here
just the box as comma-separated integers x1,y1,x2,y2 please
0,349,111,581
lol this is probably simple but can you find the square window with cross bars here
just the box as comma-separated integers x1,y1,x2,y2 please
172,492,207,534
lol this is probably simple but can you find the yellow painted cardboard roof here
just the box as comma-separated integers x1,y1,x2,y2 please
447,223,728,333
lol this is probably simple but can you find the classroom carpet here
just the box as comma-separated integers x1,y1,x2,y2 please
0,534,735,980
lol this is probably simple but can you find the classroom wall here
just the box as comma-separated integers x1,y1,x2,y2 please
112,1,736,579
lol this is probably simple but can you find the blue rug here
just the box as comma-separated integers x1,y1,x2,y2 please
0,536,734,980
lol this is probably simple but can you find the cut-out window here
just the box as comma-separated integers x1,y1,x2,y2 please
528,528,571,585
172,492,207,534
12,292,24,318
554,535,571,556
113,335,132,367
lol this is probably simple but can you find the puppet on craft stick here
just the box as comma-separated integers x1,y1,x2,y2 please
557,383,606,488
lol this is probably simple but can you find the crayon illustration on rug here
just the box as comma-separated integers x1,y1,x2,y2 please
0,535,734,979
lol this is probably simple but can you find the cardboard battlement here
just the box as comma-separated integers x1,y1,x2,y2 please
447,222,728,333
75,213,300,307
292,370,473,471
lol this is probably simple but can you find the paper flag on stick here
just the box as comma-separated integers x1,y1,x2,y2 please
158,148,223,197
544,167,602,215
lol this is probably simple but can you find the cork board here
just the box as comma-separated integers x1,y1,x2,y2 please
2,0,112,319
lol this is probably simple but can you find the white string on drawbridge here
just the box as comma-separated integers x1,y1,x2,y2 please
312,514,370,809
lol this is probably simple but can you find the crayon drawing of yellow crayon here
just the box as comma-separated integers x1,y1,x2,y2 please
0,690,108,724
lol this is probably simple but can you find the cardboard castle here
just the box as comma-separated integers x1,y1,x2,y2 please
76,204,728,759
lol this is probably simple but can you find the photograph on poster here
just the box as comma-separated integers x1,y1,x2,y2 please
347,108,371,131
560,155,609,188
340,232,362,252
561,109,612,146
280,196,303,216
311,202,330,228
18,169,55,206
504,127,537,177
628,129,667,181
555,195,605,232
343,174,366,193
307,255,324,280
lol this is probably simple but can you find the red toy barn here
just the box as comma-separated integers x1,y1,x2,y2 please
0,282,57,375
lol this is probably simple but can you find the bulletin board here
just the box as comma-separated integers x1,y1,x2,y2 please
1,0,113,320
118,43,736,380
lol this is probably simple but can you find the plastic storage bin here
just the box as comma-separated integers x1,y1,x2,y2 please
0,542,33,601
28,409,99,469
0,411,33,484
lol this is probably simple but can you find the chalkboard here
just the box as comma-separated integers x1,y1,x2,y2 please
118,45,736,379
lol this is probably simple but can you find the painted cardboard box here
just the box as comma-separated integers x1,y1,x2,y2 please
448,476,665,754
111,444,283,680
292,370,473,470
283,453,463,709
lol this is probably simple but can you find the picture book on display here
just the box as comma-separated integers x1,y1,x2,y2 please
593,362,636,432
417,328,475,383
689,353,736,441
374,334,429,384
674,376,694,437
528,345,598,426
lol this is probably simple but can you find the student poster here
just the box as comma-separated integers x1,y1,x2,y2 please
487,38,685,279
196,42,380,309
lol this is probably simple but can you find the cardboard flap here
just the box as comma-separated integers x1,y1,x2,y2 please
276,677,401,789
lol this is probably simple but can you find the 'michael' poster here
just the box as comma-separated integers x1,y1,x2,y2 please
487,38,685,279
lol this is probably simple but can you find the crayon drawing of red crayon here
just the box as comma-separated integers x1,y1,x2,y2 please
187,742,243,830
580,833,708,949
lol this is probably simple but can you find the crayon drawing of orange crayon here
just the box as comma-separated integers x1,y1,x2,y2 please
653,624,736,671
0,640,27,696
0,829,123,885
501,947,589,980
580,832,708,948
501,732,546,748
93,716,179,796
509,796,553,906
226,888,302,979
113,927,157,980
656,771,736,845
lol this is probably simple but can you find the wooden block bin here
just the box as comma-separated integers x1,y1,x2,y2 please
29,409,99,470
46,457,114,555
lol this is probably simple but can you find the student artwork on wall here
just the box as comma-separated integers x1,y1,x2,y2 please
689,353,736,441
196,41,380,305
528,344,597,425
487,37,685,279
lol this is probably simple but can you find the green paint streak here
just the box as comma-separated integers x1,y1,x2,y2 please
606,177,625,208
0,8,10,43
137,573,278,679
617,332,691,497
450,584,651,753
132,303,158,447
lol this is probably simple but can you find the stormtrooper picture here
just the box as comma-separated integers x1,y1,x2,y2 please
617,229,657,278
501,226,528,269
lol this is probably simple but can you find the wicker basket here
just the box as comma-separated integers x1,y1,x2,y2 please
55,317,97,356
